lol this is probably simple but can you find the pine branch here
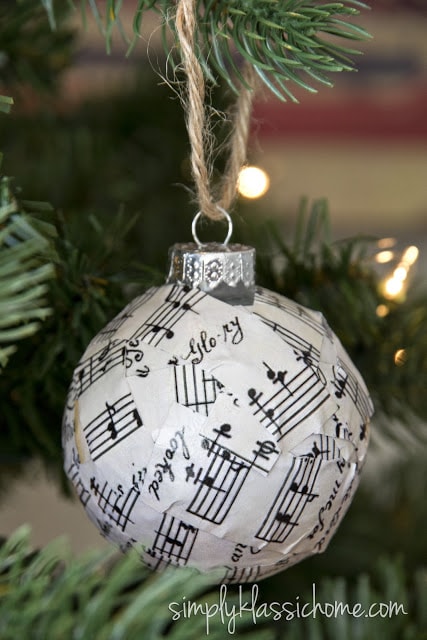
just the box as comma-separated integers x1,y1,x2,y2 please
0,527,273,640
41,1,371,101
0,175,56,371
0,528,424,639
285,557,426,640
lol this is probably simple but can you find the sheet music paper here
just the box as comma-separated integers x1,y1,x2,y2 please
63,283,373,583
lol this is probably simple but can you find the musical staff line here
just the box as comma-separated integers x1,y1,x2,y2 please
84,393,143,461
256,455,322,543
223,565,262,584
70,338,127,400
254,288,325,337
93,288,157,344
130,285,205,347
248,362,329,441
253,314,322,366
89,477,140,532
187,425,250,524
333,358,373,420
173,364,222,416
186,425,280,524
145,514,198,567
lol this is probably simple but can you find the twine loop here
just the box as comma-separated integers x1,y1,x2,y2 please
175,0,256,223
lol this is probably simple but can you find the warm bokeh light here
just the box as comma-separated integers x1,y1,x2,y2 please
393,266,408,281
375,250,394,264
402,245,419,266
394,348,407,366
377,237,397,250
378,244,419,302
383,276,404,298
237,166,270,199
376,304,389,318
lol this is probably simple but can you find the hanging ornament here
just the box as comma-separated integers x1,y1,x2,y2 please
62,211,373,583
62,0,373,583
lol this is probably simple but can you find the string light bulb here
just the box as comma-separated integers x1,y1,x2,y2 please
237,166,270,199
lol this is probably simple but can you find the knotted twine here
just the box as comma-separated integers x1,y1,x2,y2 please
175,0,256,222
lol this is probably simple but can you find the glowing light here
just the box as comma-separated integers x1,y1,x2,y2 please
383,277,404,299
377,237,397,250
375,250,394,264
377,242,419,303
394,348,407,366
393,266,408,281
237,166,270,199
402,245,419,266
376,304,389,318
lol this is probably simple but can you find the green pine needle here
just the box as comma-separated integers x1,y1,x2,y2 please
40,0,371,101
0,527,424,639
0,527,274,640
0,177,56,371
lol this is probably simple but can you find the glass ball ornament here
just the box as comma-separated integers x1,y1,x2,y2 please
62,224,373,584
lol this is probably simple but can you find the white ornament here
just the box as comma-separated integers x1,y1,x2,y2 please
63,241,373,584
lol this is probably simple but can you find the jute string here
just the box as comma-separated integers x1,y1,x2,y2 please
175,0,256,222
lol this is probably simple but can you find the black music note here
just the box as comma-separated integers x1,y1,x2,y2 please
265,362,276,381
212,423,232,441
248,388,275,420
263,362,291,390
294,345,314,368
131,285,205,347
332,414,352,440
333,366,348,399
78,367,86,395
146,514,199,567
165,288,193,312
106,402,118,439
248,363,329,441
300,434,338,461
335,358,374,420
84,394,143,461
290,481,318,502
187,431,250,524
146,323,174,339
275,511,298,526
89,477,140,532
256,455,322,543
98,341,114,371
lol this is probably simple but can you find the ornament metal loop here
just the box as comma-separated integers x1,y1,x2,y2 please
192,208,233,247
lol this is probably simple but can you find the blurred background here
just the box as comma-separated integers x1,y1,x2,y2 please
0,0,426,582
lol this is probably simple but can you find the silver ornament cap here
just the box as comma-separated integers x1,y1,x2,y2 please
166,210,255,305
166,242,255,305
